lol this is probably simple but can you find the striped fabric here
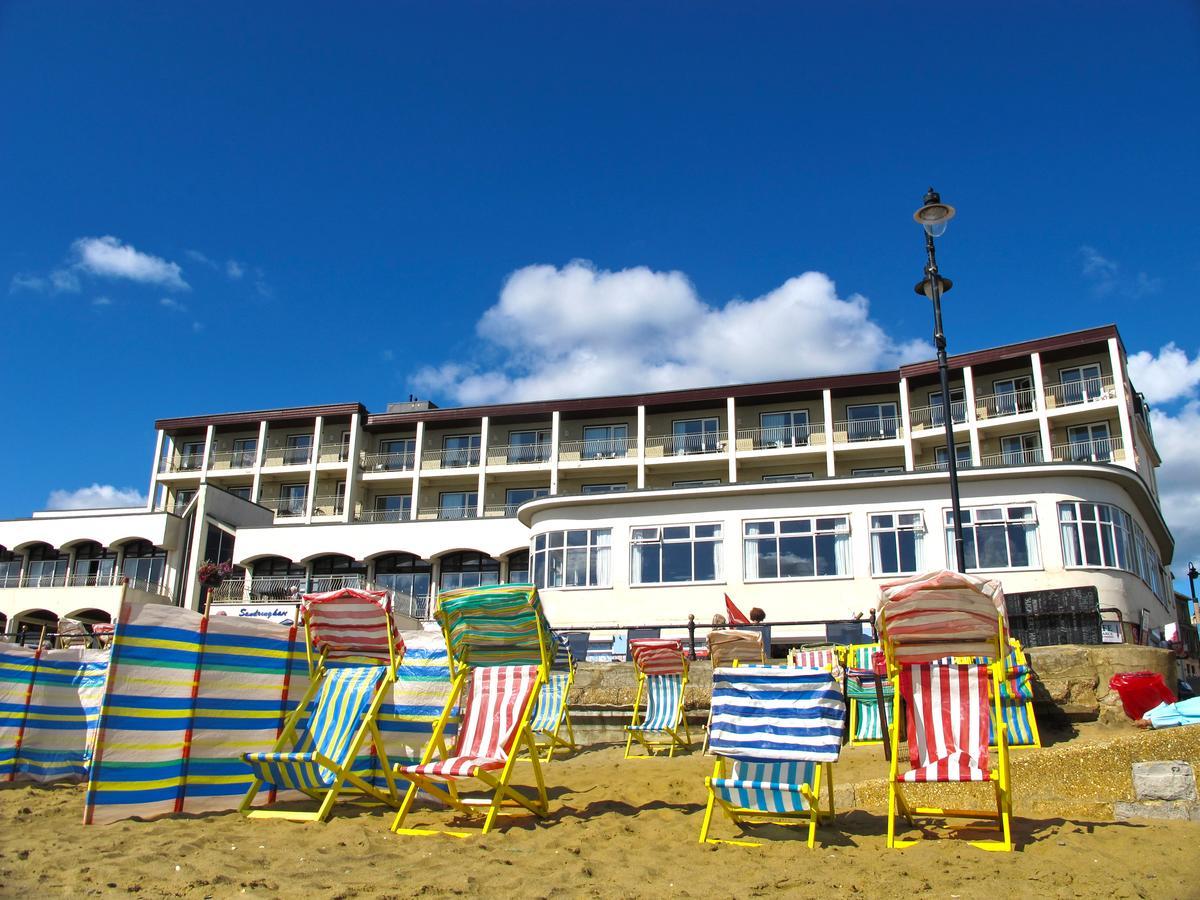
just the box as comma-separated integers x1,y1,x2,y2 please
530,671,571,734
842,643,890,744
57,619,93,649
900,663,990,783
402,664,539,779
878,570,1008,663
707,630,764,669
437,584,551,669
245,665,384,790
709,666,844,763
0,644,108,783
788,648,837,671
967,644,1037,748
630,638,686,675
711,760,819,813
551,634,574,672
304,588,402,664
629,674,684,732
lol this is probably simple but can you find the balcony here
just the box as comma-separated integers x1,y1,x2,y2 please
259,496,308,518
360,450,416,472
978,447,1045,467
310,495,346,517
356,507,413,523
422,447,481,470
645,431,728,457
1045,376,1116,409
415,505,482,521
1050,436,1124,463
212,575,303,602
558,437,636,462
158,454,205,474
487,443,553,466
261,447,313,467
735,425,825,451
832,417,903,443
975,389,1037,421
913,459,976,473
208,449,258,470
908,402,967,431
317,442,351,464
0,571,170,596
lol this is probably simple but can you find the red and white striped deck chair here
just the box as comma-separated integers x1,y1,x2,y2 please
391,664,547,836
304,588,403,668
787,646,842,675
625,639,692,758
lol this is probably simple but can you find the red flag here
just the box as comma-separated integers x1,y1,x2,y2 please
724,594,751,625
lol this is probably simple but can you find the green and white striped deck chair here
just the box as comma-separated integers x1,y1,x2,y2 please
699,666,846,848
526,635,578,761
845,642,893,745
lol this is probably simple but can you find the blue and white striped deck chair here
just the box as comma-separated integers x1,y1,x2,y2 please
845,643,893,746
700,666,845,847
624,639,691,758
526,635,578,761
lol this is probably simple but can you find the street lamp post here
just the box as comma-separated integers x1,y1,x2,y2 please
914,188,967,572
1188,563,1198,622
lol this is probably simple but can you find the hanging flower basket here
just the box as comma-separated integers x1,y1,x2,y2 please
198,561,233,588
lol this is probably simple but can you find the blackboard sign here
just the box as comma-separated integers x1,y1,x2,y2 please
1006,586,1102,647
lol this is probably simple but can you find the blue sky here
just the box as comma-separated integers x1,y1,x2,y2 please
2,3,1199,578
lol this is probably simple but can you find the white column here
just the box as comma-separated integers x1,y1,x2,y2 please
411,420,425,518
899,377,915,471
477,416,489,516
304,415,323,523
549,410,561,494
636,406,647,489
963,366,981,464
1108,337,1136,470
345,412,363,522
1030,352,1053,461
726,396,737,483
200,424,215,476
251,420,268,502
822,390,836,477
147,429,165,510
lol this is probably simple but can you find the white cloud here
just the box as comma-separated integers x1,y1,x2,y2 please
10,269,80,294
46,484,146,510
1128,343,1200,405
226,260,244,279
1080,245,1118,283
160,296,187,312
412,261,931,405
1079,245,1160,299
1148,401,1200,580
192,321,204,333
73,236,189,290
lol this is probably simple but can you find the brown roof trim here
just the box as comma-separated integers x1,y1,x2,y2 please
899,324,1118,378
156,403,367,431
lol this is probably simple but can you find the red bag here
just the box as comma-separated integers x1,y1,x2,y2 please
1109,671,1176,720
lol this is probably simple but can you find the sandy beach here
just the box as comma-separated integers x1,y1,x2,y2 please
1,722,1198,899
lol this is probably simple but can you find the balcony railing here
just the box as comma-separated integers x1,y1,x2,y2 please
211,577,431,620
913,458,976,473
558,437,636,461
259,496,308,518
1051,436,1123,463
979,447,1045,467
645,431,728,457
361,450,416,472
0,571,169,596
975,388,1037,420
159,454,206,473
422,447,481,469
356,507,413,523
487,444,553,466
832,417,903,443
261,446,313,467
311,495,346,517
1045,376,1116,409
415,505,482,521
208,449,259,470
908,402,968,430
317,442,351,464
735,425,824,451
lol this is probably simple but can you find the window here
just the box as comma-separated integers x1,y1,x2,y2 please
947,505,1040,570
278,483,307,516
507,550,531,584
121,540,167,588
508,430,551,464
505,487,549,514
993,377,1034,415
443,434,481,467
582,424,628,459
374,553,432,614
759,410,810,448
934,444,973,470
744,517,850,580
1060,364,1104,404
203,525,236,568
180,440,205,471
672,479,721,488
845,403,899,441
232,438,258,468
1059,502,1134,570
173,488,197,513
851,466,903,476
0,549,22,588
337,430,351,462
632,524,722,585
999,433,1041,465
438,491,478,519
1067,423,1112,461
334,481,347,515
762,473,814,483
671,418,720,455
372,494,411,521
72,541,118,584
284,434,312,466
438,551,500,591
869,513,924,576
582,483,627,494
928,388,966,425
229,485,253,501
532,529,612,589
379,438,416,471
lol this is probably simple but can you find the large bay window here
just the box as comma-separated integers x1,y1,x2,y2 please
1060,501,1170,608
744,516,850,580
532,528,611,589
869,512,924,576
632,524,722,585
947,505,1040,570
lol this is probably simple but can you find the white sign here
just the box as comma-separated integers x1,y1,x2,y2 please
208,603,299,625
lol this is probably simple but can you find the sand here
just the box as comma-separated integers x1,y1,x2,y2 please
2,724,1198,899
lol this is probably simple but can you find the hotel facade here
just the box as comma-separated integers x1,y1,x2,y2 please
0,324,1175,646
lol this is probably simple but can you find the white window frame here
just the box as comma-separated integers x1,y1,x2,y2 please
630,522,724,587
851,466,903,476
868,511,925,577
946,504,1042,572
999,432,1041,464
531,528,612,590
742,515,852,582
672,479,721,488
582,424,629,459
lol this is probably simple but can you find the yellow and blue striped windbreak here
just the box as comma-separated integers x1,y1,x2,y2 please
436,583,551,671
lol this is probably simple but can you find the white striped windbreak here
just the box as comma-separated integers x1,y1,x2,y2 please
708,666,844,763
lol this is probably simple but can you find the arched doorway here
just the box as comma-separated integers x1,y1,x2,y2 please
249,556,306,600
373,553,433,619
506,549,531,584
309,554,366,592
25,543,68,587
71,541,119,586
13,609,59,646
437,551,500,592
119,540,168,591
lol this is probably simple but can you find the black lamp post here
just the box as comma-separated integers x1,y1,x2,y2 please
1188,563,1198,621
913,188,967,572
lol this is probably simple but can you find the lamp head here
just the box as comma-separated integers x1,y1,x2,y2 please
1189,562,1198,580
914,275,953,299
914,187,956,237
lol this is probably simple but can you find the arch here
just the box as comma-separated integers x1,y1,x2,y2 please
68,540,120,586
505,548,531,584
23,543,68,587
0,547,21,588
11,609,59,646
436,550,501,592
303,552,366,571
63,608,113,626
119,539,167,591
363,548,427,564
0,612,6,635
251,556,305,577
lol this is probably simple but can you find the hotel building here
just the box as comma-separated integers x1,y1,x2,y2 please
0,324,1175,646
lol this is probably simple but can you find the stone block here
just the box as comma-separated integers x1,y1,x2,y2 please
1132,761,1197,802
1113,800,1200,822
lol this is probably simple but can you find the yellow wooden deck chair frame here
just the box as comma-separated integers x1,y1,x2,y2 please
522,638,579,762
624,639,692,758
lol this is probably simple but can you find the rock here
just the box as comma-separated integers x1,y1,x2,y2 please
1113,800,1200,822
1132,761,1197,802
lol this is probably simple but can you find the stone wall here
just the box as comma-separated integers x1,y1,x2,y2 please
1026,644,1176,725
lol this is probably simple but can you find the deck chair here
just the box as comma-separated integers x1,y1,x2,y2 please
786,646,840,673
391,583,553,837
57,619,93,649
525,635,578,761
625,638,691,758
240,588,405,822
699,666,845,848
844,643,893,746
879,570,1014,852
704,630,764,752
974,639,1041,749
